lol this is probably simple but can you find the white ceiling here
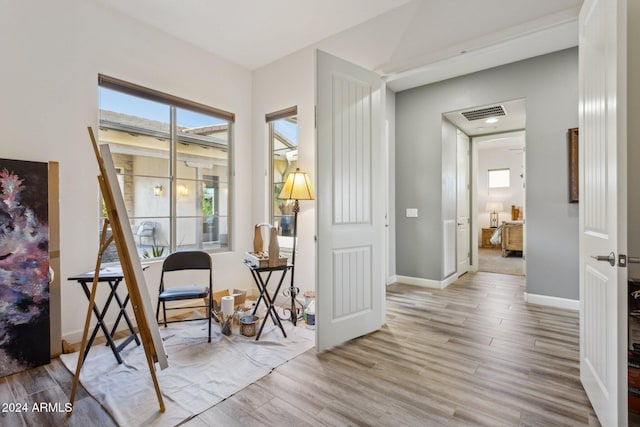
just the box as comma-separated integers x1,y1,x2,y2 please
93,0,583,90
92,0,412,70
475,132,526,152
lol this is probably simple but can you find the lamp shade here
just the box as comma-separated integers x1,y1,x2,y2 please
486,202,504,213
278,168,314,201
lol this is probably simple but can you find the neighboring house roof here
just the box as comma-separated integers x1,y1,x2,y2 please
100,110,229,150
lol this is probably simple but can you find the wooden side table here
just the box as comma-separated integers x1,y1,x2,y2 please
481,228,499,248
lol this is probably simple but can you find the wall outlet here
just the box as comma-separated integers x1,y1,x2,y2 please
406,208,418,218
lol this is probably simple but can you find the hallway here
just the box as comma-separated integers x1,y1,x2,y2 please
199,271,596,426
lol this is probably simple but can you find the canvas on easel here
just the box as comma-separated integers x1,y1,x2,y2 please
97,142,168,370
69,127,168,415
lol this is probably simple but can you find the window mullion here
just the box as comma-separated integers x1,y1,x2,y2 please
170,106,177,253
268,122,275,224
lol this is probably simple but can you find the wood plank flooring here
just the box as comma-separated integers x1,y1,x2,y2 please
189,272,600,427
1,272,605,426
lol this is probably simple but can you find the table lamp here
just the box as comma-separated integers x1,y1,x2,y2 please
486,202,504,228
278,167,314,325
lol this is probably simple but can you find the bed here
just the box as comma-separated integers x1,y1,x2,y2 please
489,221,523,257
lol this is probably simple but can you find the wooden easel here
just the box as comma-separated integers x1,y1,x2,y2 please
68,127,167,415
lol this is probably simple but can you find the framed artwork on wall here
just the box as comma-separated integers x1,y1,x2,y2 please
568,128,579,203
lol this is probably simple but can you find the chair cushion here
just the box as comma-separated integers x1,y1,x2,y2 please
159,285,209,301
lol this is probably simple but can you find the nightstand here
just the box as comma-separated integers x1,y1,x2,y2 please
481,228,499,248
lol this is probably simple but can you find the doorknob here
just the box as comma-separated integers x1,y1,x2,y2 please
591,252,616,266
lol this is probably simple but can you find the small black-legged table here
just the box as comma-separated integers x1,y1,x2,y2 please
68,267,142,364
243,261,293,340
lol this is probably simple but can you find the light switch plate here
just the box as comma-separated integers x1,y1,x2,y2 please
406,208,418,218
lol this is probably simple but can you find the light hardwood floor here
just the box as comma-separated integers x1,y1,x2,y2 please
2,272,605,426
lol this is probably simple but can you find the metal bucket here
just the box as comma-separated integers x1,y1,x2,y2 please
240,315,259,337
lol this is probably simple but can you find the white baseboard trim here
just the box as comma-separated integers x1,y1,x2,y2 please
524,292,579,311
61,303,201,344
393,274,457,290
442,274,459,288
63,318,141,345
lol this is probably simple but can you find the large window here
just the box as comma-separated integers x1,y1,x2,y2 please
266,107,298,250
98,75,233,262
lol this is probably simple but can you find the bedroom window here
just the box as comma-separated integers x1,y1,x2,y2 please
98,74,234,262
488,168,510,189
266,106,298,251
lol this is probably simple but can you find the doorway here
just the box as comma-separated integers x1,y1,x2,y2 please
474,132,525,276
443,98,526,277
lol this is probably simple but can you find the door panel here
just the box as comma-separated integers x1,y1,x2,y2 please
457,130,470,274
579,0,627,425
332,76,371,224
316,50,385,352
333,247,371,317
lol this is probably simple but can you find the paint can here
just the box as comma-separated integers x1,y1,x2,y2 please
240,315,259,337
305,300,315,330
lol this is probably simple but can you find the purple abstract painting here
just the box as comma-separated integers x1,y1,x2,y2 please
0,159,50,377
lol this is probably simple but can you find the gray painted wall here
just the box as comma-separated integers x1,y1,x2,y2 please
395,48,579,300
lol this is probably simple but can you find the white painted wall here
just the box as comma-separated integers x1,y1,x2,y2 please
0,0,254,342
251,48,316,294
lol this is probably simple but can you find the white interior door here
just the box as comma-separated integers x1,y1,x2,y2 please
579,0,627,425
456,130,470,275
316,50,385,352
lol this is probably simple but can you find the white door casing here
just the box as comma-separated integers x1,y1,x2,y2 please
521,145,527,275
579,0,627,425
457,130,470,275
316,50,385,352
385,120,391,286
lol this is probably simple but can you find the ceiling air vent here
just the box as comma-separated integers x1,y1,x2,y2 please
461,105,506,121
